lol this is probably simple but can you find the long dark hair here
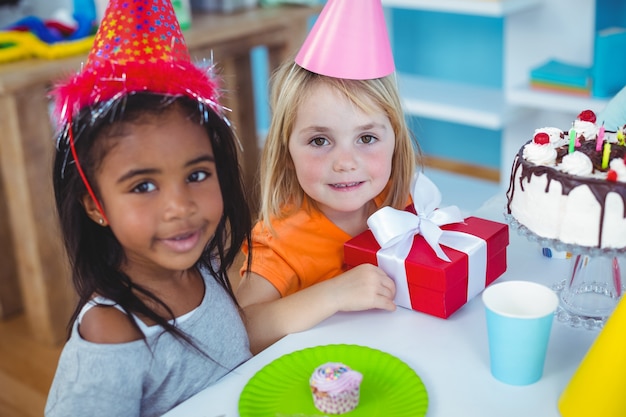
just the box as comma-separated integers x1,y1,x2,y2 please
53,93,252,346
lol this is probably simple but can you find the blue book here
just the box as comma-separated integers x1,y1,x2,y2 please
530,60,591,89
591,27,626,98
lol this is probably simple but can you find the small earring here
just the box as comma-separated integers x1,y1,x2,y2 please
99,218,104,225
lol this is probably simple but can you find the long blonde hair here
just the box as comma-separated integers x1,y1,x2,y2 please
258,61,420,227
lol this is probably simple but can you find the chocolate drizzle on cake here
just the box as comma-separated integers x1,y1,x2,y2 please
506,139,626,248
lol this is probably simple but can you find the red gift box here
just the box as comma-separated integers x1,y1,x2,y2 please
344,216,509,319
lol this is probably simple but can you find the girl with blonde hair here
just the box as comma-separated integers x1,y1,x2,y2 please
237,61,420,353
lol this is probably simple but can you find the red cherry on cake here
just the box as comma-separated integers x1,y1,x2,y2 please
533,132,550,145
607,170,618,182
577,109,596,123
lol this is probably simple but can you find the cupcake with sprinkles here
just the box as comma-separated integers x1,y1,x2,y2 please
310,362,363,414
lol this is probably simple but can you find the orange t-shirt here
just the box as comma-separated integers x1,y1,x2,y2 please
240,196,388,297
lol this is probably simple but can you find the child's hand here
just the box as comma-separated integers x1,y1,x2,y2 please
238,264,396,353
598,86,626,130
331,263,396,312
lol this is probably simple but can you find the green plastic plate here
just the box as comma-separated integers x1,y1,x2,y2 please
239,344,428,416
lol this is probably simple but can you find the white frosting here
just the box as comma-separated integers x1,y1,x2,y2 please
523,142,557,166
559,151,593,176
508,113,626,249
573,120,599,139
605,130,619,144
535,127,566,147
508,156,626,249
610,158,626,182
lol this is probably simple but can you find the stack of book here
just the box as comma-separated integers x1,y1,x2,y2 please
529,60,592,97
529,26,626,98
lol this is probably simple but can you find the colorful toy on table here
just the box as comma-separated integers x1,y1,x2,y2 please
344,173,509,319
541,247,572,259
0,12,96,63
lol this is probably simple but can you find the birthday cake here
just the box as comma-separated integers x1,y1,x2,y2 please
309,362,363,414
506,110,626,249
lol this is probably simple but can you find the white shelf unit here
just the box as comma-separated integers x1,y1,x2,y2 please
382,0,542,17
504,0,609,114
385,0,611,188
397,73,517,130
384,0,545,131
507,86,609,115
501,0,611,189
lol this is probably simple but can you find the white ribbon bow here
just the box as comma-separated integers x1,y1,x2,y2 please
367,172,464,262
367,172,487,309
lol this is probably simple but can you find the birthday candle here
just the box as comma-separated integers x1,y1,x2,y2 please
618,128,625,146
602,142,611,169
569,128,576,154
596,125,605,152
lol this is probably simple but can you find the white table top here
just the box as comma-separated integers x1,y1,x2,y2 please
163,195,599,417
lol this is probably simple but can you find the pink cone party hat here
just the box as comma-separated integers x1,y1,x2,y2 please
51,0,224,221
295,0,394,80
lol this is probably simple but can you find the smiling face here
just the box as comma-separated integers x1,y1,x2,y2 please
85,107,223,277
288,82,395,226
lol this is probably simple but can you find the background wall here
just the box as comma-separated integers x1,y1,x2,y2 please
4,0,619,187
392,8,505,170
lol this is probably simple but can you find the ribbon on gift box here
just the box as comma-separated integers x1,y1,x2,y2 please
367,173,488,308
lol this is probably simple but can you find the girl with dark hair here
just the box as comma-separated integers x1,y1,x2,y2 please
45,1,252,416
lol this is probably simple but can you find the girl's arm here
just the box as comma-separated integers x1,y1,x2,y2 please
236,264,396,354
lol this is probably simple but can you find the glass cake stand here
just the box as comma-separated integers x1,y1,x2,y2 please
505,214,626,330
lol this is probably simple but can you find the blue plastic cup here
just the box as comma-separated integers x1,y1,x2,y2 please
483,281,559,385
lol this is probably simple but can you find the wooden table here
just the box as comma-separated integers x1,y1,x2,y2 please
0,4,320,346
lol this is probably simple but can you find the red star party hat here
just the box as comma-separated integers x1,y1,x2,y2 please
52,0,222,127
51,0,224,221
